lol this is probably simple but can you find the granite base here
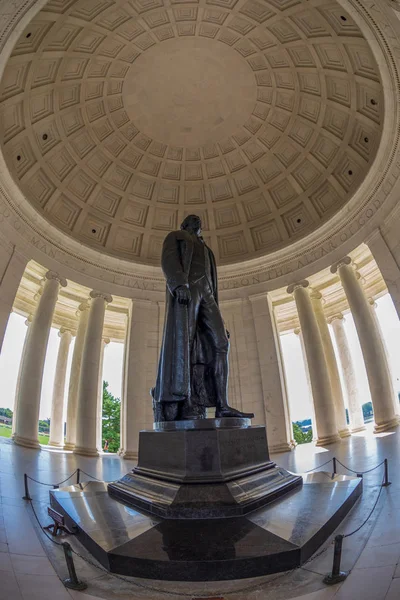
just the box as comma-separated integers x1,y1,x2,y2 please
49,472,362,581
107,420,302,518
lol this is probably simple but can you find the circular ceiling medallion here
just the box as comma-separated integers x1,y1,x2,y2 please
0,0,384,266
123,37,257,147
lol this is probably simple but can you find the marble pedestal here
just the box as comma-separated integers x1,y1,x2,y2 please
107,418,302,518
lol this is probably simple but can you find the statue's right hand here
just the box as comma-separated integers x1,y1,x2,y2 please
175,286,191,305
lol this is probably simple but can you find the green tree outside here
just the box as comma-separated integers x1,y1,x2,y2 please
0,408,13,419
292,422,313,444
101,381,121,453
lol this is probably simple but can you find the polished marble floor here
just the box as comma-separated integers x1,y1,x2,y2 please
0,424,400,599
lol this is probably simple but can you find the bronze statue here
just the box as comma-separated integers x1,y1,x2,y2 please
153,214,254,422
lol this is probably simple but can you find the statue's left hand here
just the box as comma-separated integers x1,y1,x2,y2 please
175,286,191,305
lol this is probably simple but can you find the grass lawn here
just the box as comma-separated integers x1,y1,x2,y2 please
0,424,49,445
0,424,11,438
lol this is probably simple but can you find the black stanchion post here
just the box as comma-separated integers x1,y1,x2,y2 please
332,457,337,475
22,474,32,501
323,535,349,585
62,542,87,591
76,468,80,485
383,458,391,487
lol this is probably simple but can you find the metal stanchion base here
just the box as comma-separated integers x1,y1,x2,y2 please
63,578,87,591
323,571,349,585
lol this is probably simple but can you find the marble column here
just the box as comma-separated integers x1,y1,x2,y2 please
119,315,128,456
331,257,399,432
48,328,73,447
121,300,151,460
368,298,399,417
367,229,400,320
310,290,350,438
96,337,110,452
0,243,28,353
74,291,112,456
249,293,295,452
287,281,340,445
13,271,67,448
12,315,33,437
328,314,365,433
293,327,318,440
64,302,90,450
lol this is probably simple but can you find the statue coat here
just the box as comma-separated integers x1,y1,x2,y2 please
154,229,219,404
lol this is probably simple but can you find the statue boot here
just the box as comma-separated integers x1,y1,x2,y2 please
213,352,254,419
215,401,254,419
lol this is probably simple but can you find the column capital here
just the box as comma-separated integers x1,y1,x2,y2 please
309,289,323,301
44,271,67,287
286,280,309,295
58,327,73,338
77,301,90,315
327,313,344,324
24,314,33,327
330,256,352,274
90,290,113,304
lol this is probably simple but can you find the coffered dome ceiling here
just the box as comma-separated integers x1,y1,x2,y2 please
0,0,383,265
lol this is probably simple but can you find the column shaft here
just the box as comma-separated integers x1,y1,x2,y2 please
12,316,32,437
64,303,90,450
13,272,66,448
250,293,294,452
287,282,340,445
311,292,350,438
48,329,72,447
119,315,128,455
332,258,399,432
330,315,365,433
0,245,28,353
74,291,112,456
121,300,151,459
294,328,318,440
368,299,399,417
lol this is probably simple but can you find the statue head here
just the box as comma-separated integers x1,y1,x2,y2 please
180,214,202,236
